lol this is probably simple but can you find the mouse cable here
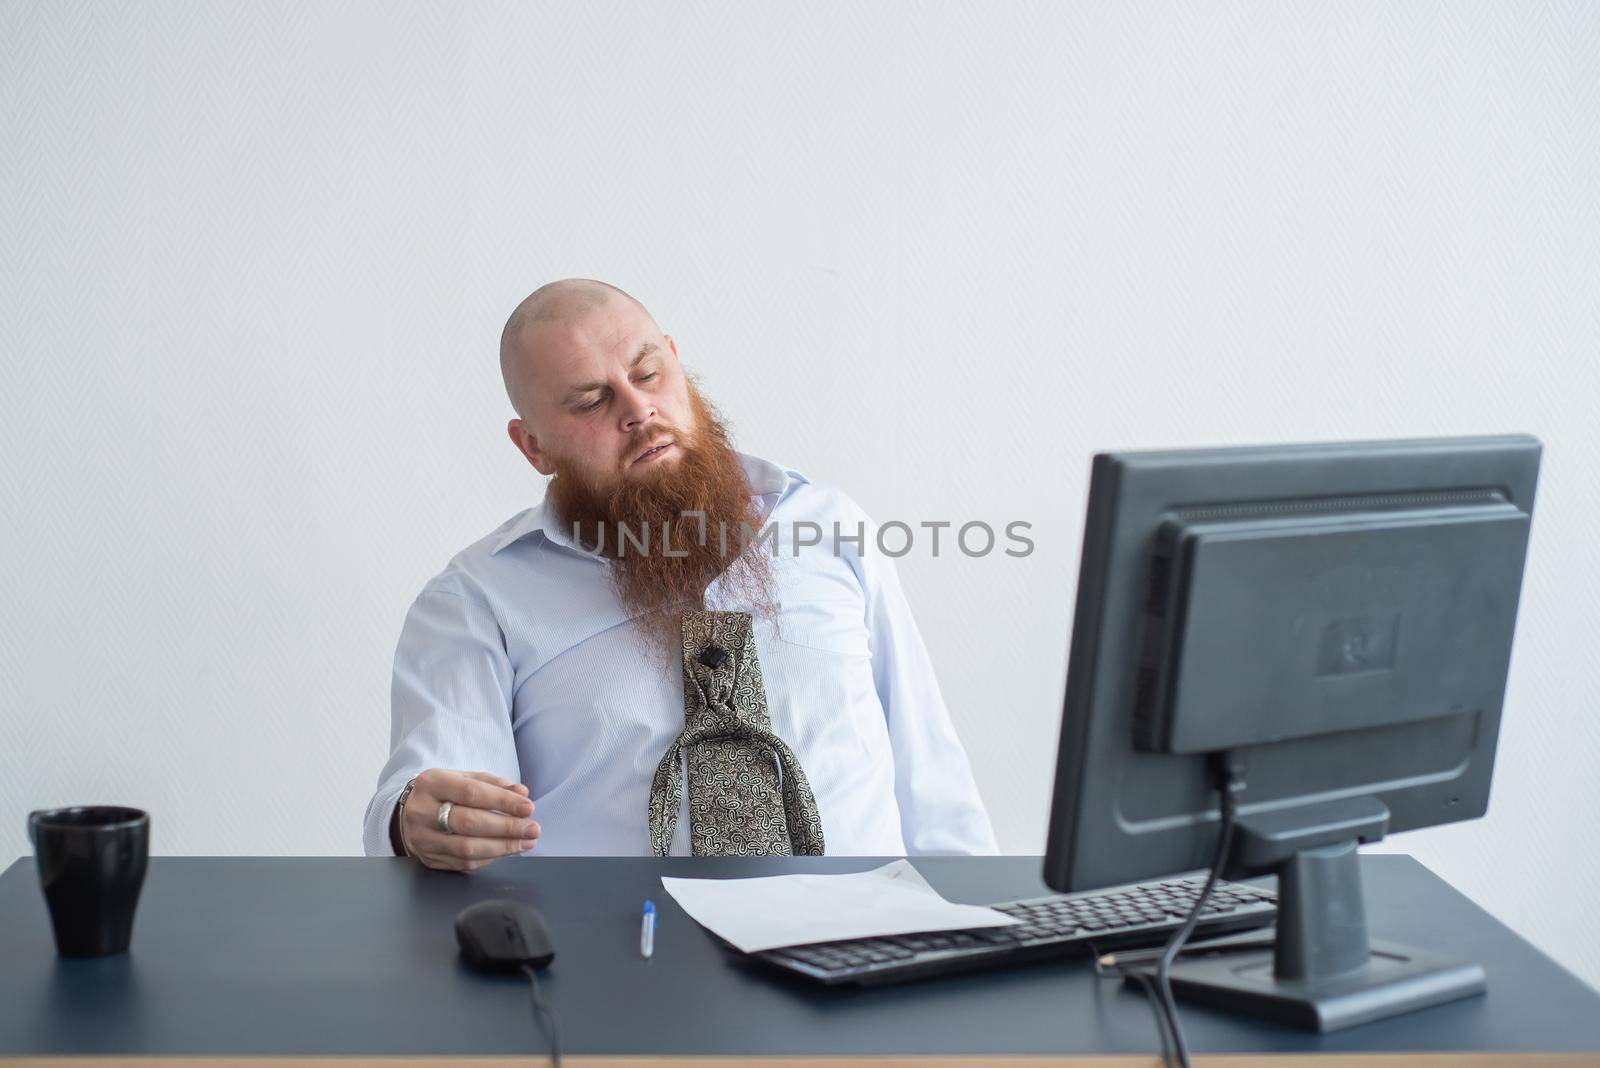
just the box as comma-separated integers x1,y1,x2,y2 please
520,963,563,1068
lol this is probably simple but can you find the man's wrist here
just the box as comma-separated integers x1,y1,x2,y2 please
389,777,417,857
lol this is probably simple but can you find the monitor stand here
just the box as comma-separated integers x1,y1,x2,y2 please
1162,797,1487,1032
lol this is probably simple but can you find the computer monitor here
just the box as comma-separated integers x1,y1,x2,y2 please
1043,434,1540,1031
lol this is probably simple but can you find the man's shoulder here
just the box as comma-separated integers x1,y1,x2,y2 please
411,505,550,603
774,470,874,526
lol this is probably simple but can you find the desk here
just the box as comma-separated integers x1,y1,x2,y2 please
0,854,1596,1066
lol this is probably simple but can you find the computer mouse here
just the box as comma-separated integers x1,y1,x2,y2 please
454,898,556,973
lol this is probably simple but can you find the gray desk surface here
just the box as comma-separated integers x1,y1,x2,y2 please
0,853,1597,1065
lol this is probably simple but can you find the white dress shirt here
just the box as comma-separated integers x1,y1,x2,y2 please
362,450,998,858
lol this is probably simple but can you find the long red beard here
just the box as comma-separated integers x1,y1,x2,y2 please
543,379,780,664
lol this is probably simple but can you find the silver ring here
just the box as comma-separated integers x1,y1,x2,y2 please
436,800,455,835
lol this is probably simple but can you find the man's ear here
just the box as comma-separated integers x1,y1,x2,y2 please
507,419,555,476
664,334,678,360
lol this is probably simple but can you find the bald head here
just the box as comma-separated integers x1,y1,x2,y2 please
500,278,656,421
500,277,698,494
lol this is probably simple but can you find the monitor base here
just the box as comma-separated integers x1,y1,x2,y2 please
1164,938,1486,1032
1162,818,1487,1032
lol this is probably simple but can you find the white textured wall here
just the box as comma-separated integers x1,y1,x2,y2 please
4,2,1596,989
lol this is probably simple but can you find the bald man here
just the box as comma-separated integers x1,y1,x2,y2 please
362,279,998,870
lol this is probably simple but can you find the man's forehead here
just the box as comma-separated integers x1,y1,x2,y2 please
526,314,649,370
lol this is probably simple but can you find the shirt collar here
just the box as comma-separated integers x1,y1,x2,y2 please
489,449,809,557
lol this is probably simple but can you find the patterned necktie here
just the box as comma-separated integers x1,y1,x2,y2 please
647,609,825,857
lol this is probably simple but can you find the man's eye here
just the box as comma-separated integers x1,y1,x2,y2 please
577,397,604,413
637,372,658,383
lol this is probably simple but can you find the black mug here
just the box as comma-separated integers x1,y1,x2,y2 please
28,807,150,957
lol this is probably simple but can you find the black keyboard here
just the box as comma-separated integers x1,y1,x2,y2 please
750,875,1277,986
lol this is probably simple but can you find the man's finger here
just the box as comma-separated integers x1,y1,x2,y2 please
464,770,530,796
432,772,532,816
440,803,540,842
413,827,536,861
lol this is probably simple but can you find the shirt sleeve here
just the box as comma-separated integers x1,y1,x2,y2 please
843,500,1001,856
361,581,522,857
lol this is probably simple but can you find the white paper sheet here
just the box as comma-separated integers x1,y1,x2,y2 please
658,859,1023,953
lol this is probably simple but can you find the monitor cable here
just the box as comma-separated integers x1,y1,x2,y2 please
520,963,563,1067
1097,749,1247,1068
1093,943,1177,1065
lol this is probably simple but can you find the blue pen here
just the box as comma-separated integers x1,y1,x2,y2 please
640,900,656,959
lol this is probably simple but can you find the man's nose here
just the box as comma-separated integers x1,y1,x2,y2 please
617,381,657,433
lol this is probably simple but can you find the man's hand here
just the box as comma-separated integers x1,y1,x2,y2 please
400,769,541,872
